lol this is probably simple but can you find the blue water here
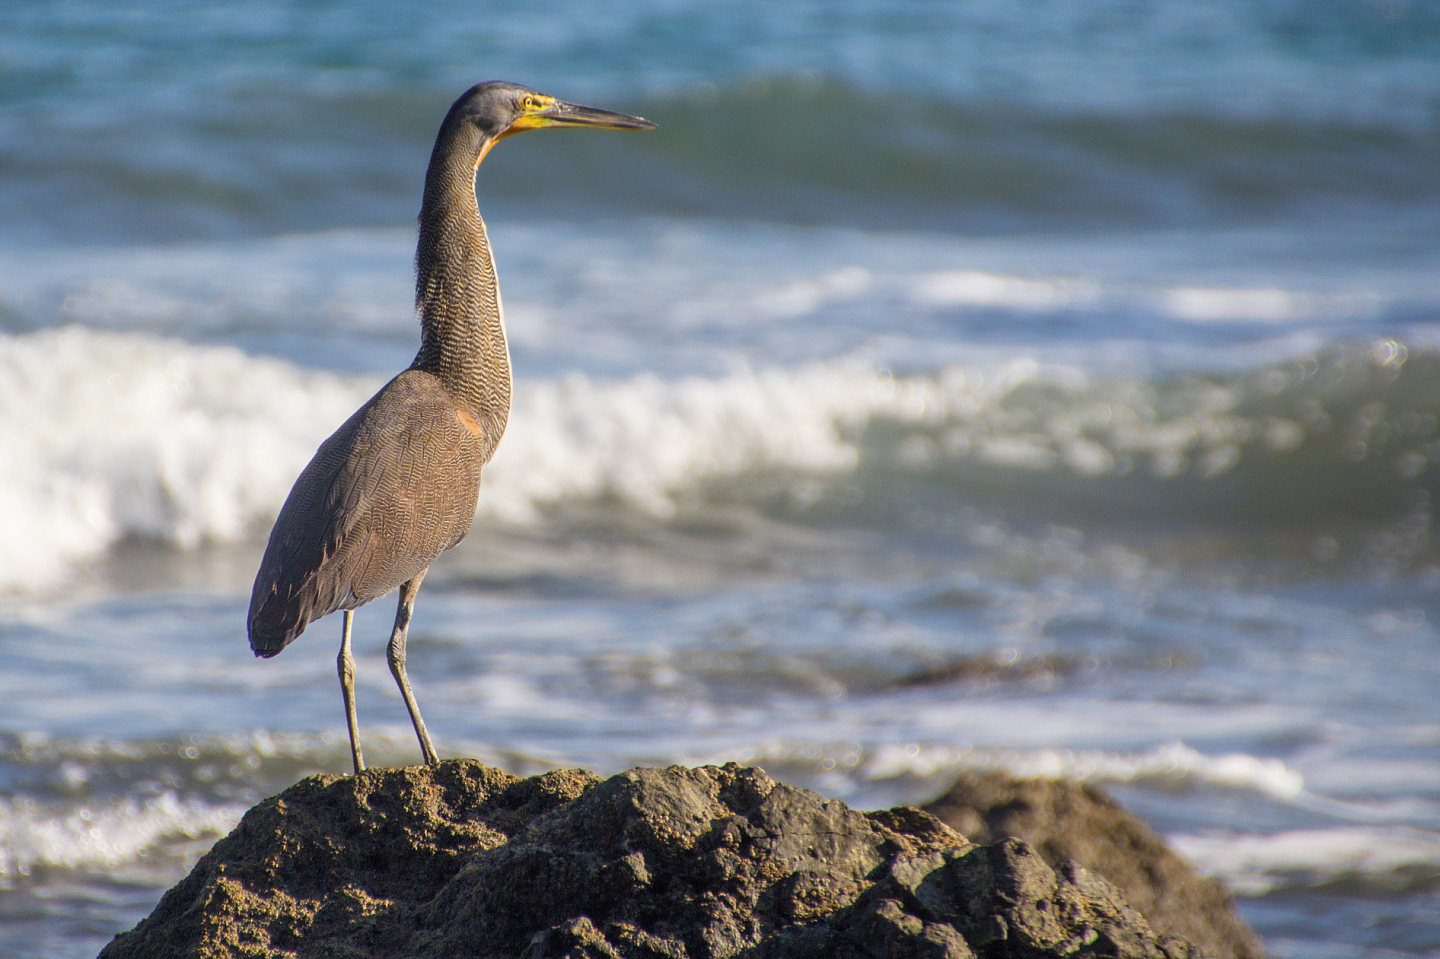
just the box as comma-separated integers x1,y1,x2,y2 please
2,2,1439,957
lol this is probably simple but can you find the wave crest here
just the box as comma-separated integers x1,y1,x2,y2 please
4,326,1435,592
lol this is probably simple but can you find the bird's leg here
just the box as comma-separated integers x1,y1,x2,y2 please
388,570,439,766
338,609,365,775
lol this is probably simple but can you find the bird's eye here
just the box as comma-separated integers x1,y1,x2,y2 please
522,96,535,110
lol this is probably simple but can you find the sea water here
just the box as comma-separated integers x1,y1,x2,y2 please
2,2,1438,956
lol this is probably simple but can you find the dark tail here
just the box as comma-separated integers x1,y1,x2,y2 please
247,586,310,658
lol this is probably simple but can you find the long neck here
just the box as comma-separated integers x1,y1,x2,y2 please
411,124,511,461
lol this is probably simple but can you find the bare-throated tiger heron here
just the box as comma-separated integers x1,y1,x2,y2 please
247,82,654,774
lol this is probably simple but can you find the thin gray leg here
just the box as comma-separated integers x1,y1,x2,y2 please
388,570,439,766
338,609,365,775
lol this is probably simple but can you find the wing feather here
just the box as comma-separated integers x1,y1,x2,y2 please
247,371,483,656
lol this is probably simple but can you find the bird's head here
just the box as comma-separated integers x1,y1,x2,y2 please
443,81,654,160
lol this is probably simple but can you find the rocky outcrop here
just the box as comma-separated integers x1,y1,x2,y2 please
925,771,1264,959
101,760,1202,958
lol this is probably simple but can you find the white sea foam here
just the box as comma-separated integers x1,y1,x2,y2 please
911,270,1104,312
996,741,1306,799
1172,826,1440,895
905,267,1378,327
2,323,1411,592
1158,285,1380,324
749,740,1306,801
0,326,370,592
2,326,938,591
1,326,1004,591
0,791,246,878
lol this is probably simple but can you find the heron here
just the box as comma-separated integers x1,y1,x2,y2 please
247,82,654,774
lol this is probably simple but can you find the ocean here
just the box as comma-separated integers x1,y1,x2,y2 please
2,1,1439,956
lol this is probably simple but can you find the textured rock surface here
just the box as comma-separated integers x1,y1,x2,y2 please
924,771,1264,959
101,760,1202,959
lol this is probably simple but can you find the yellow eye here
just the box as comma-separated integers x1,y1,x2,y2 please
522,95,535,110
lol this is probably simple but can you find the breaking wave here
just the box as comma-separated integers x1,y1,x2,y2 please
0,791,246,881
3,325,1436,592
1173,826,1440,897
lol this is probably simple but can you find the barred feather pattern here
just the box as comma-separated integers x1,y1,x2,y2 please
413,123,512,464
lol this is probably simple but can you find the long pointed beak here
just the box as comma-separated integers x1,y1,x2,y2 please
512,99,656,133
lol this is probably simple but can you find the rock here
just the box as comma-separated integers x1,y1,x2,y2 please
924,771,1264,959
101,760,1195,959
